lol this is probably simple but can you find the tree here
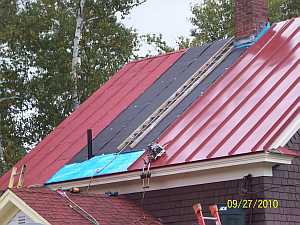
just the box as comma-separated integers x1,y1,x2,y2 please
0,85,27,176
269,0,300,21
190,0,234,45
0,0,144,175
189,0,300,45
140,33,175,56
0,0,31,174
71,0,86,108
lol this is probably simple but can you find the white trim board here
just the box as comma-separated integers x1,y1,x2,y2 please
271,112,300,149
47,152,294,194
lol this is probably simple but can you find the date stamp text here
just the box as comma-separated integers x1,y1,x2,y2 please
227,199,279,209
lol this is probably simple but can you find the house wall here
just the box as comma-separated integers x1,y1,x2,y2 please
262,157,300,225
261,129,300,224
125,159,300,225
125,177,266,225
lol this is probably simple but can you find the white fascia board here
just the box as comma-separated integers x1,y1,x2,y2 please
46,152,294,194
271,112,300,149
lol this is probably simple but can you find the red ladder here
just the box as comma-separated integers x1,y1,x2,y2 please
193,203,222,225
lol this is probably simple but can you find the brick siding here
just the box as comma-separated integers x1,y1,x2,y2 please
235,0,268,38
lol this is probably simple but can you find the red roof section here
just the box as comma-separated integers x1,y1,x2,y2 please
0,50,185,189
12,188,162,225
130,18,300,170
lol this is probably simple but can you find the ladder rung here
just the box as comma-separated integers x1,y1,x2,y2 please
203,217,217,220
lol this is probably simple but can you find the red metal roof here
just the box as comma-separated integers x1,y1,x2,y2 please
12,188,162,225
0,51,185,189
130,18,300,170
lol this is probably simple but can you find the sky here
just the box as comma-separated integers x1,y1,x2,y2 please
121,0,201,53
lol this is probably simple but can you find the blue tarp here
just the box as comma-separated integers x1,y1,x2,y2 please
235,22,271,49
46,150,145,184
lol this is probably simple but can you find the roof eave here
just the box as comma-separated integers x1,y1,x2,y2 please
46,151,296,194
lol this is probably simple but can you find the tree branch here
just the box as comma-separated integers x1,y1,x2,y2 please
0,96,18,104
85,16,100,23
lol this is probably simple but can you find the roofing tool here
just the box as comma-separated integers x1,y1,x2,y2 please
140,143,165,189
146,143,166,161
140,160,151,189
193,203,222,225
118,37,234,151
8,165,26,189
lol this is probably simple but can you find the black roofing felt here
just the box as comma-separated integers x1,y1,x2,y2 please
70,39,245,163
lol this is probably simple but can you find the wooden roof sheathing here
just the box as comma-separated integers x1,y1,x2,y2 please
0,50,185,189
130,18,300,170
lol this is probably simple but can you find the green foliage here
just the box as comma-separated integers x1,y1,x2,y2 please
189,0,300,46
0,0,143,175
269,0,300,22
140,33,175,55
191,0,234,45
176,36,193,49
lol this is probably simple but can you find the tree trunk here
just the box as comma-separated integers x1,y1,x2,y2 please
71,0,86,109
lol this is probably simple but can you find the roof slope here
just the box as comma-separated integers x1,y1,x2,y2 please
71,39,245,163
130,18,300,169
12,188,162,225
0,51,185,189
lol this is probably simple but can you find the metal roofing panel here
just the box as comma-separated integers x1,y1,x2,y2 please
130,18,300,170
0,51,185,189
71,39,244,163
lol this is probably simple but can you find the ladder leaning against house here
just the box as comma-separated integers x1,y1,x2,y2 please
193,203,222,225
8,165,26,188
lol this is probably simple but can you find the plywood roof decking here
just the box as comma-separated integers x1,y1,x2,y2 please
0,51,185,189
71,40,245,163
130,18,300,170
